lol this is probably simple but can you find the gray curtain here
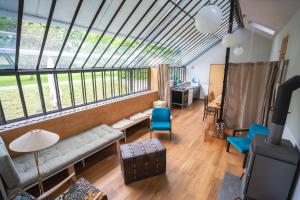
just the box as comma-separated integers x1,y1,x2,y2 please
158,64,170,108
224,61,288,129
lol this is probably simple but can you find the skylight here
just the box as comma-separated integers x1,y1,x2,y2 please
249,21,275,36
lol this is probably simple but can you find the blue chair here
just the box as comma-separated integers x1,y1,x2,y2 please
150,108,172,140
226,124,269,168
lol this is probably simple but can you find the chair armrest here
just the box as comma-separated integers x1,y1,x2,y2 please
37,173,76,200
232,129,249,137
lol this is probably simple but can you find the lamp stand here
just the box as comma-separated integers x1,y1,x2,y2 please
33,151,44,195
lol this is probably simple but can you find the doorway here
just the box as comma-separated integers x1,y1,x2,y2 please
208,64,224,97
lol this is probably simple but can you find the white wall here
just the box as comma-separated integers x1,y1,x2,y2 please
186,30,272,95
270,8,300,200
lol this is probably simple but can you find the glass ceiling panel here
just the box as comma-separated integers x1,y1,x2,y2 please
90,0,155,69
132,1,198,68
0,0,242,71
148,0,231,67
0,0,18,70
56,0,104,69
18,0,52,69
125,0,223,68
39,0,80,69
109,0,174,68
79,0,127,69
103,0,169,68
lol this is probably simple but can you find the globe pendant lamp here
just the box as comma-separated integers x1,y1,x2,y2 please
194,2,223,34
233,45,244,56
221,33,238,48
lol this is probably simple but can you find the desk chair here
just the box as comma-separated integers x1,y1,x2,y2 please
203,95,218,122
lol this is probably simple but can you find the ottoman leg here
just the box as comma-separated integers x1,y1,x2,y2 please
150,130,152,139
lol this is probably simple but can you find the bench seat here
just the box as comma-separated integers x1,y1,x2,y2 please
1,124,123,198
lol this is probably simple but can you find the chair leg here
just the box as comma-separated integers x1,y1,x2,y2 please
169,130,172,140
150,130,152,139
203,110,205,121
243,153,248,168
226,142,230,152
213,111,216,123
203,111,207,121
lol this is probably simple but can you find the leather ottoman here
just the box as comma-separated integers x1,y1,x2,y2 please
119,139,166,184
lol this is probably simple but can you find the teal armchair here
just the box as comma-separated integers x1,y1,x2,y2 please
150,108,172,140
226,124,269,167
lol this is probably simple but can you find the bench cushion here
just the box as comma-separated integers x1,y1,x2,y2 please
12,124,123,189
151,122,171,130
0,137,21,189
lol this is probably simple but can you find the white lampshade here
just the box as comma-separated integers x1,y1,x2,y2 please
233,46,244,56
9,129,60,153
221,33,238,48
194,5,223,34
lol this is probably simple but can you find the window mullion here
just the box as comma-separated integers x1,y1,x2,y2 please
92,71,97,102
15,0,24,70
53,72,62,110
0,100,6,125
102,71,106,99
81,72,87,104
16,73,28,118
36,73,46,114
69,72,75,107
36,0,57,70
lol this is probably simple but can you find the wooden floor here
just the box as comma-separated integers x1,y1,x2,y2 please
79,100,244,200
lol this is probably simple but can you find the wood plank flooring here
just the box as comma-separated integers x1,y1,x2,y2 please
79,100,244,200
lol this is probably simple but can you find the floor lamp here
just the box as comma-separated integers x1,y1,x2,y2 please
9,129,60,194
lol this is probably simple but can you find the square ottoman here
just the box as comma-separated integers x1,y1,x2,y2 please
120,139,166,184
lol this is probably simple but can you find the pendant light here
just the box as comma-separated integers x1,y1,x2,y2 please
221,33,238,48
233,45,244,56
194,0,223,34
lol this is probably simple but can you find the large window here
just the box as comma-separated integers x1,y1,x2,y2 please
0,68,150,124
169,66,186,83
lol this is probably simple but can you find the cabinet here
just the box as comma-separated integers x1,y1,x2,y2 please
172,90,188,108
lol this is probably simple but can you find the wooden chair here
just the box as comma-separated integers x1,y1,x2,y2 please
13,173,107,200
208,91,216,102
203,95,218,122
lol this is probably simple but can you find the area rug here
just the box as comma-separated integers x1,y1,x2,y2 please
217,172,242,200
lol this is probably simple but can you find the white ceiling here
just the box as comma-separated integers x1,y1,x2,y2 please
240,0,300,39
